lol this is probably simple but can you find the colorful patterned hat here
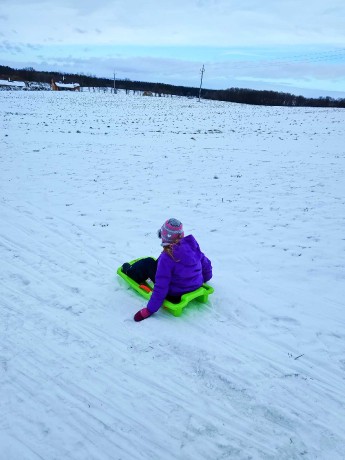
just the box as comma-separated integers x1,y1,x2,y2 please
158,218,184,246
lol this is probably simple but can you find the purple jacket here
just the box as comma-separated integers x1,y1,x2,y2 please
147,235,212,313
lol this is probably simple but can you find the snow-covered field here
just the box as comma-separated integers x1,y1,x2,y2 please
1,90,345,460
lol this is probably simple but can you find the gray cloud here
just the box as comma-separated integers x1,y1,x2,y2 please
1,0,345,47
0,40,23,54
26,43,41,50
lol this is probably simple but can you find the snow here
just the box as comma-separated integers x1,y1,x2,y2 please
54,82,80,89
1,90,345,460
0,79,26,88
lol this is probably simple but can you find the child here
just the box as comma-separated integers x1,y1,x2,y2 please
122,218,212,322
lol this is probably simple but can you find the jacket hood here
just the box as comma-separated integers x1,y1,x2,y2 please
171,235,200,265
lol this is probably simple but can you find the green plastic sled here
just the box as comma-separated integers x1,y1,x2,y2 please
117,257,214,316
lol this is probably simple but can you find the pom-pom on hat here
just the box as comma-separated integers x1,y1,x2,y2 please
158,218,184,246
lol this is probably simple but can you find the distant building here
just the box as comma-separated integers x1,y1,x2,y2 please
0,79,26,90
51,79,80,91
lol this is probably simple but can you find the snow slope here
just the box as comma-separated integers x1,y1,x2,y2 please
1,90,345,460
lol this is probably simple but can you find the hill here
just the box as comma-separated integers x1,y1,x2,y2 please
1,90,345,459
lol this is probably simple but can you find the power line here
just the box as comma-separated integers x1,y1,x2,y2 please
224,48,345,72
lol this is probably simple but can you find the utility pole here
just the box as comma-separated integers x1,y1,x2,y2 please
113,70,117,94
198,64,205,102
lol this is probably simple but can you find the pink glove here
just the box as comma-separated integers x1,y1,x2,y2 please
134,307,151,322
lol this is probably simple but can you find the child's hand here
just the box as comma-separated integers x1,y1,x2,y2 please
134,307,151,322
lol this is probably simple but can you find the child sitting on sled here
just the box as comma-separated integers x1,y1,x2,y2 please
122,218,212,322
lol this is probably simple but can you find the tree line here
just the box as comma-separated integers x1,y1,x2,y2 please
1,64,344,108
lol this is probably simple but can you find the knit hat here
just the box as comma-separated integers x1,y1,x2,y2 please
158,218,184,246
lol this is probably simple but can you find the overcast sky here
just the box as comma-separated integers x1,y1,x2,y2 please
1,0,345,97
